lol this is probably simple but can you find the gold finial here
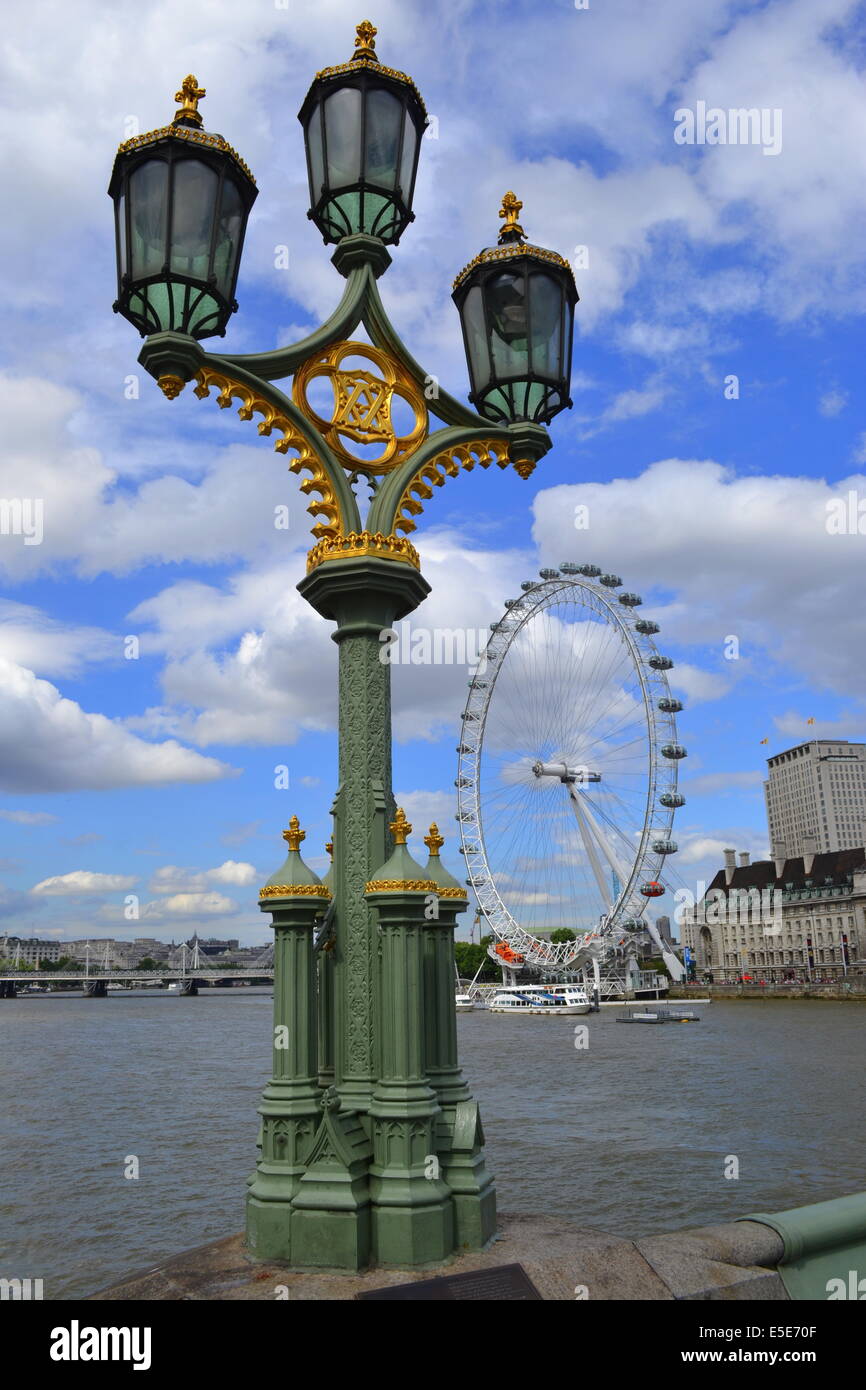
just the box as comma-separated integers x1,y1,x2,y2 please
498,191,526,245
283,815,306,853
325,839,334,859
354,19,378,61
424,823,444,856
390,807,411,845
174,74,206,128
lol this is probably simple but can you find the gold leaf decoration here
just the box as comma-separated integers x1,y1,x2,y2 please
192,367,343,539
393,439,512,536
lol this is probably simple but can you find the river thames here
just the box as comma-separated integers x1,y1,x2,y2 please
1,990,863,1299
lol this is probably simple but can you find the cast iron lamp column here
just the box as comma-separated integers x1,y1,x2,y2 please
110,21,577,1273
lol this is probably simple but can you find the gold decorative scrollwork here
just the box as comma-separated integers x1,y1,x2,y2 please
364,879,440,894
306,530,421,574
293,340,428,477
187,367,343,539
259,884,332,899
393,439,512,535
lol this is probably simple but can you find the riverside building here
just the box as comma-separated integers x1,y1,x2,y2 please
680,845,866,982
764,740,866,857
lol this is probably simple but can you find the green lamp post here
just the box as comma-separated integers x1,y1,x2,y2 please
109,19,576,1272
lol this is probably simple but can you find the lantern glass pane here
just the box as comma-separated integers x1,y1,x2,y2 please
529,271,563,379
129,159,169,278
170,159,219,279
325,86,362,187
398,107,418,196
462,284,490,392
364,87,402,189
213,175,244,297
117,190,127,277
487,271,529,377
307,102,325,200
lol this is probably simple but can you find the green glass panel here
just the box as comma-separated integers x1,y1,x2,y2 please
362,191,390,235
129,159,168,278
307,102,325,199
463,284,491,392
528,271,563,379
398,108,417,196
146,281,172,332
331,190,360,237
364,87,402,189
488,271,529,379
325,87,362,190
213,176,243,297
170,158,218,278
117,190,127,277
188,291,221,335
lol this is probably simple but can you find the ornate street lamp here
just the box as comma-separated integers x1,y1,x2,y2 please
108,75,257,339
453,191,578,424
298,20,427,244
112,22,576,1276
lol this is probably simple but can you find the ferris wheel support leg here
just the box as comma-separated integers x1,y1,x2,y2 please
565,784,612,904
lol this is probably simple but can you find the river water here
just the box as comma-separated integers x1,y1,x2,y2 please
1,990,863,1299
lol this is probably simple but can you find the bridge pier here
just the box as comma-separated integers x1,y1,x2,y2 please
83,980,107,997
179,980,199,996
0,979,17,999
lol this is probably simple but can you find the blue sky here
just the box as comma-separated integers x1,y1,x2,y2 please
1,0,866,945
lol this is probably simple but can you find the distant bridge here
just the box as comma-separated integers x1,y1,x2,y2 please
0,967,274,998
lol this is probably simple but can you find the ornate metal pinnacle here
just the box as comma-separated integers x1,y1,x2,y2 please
424,822,444,856
390,807,411,845
325,839,334,858
174,74,206,127
354,20,378,61
498,190,526,245
283,815,306,852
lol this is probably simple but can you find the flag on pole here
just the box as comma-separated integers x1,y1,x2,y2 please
807,717,815,725
760,737,769,745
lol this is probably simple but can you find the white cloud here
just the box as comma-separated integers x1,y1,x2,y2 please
143,891,240,918
0,655,235,792
32,870,137,895
533,459,866,700
149,860,258,893
682,770,765,796
0,809,57,826
208,860,258,886
819,390,847,418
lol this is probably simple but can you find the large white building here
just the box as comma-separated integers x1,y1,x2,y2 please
680,845,866,982
764,740,866,858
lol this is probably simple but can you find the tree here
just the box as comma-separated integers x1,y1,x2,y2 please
136,957,159,971
550,928,576,943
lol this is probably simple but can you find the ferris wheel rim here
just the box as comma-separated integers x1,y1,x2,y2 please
455,570,682,971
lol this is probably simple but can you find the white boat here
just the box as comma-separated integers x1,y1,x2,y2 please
487,984,591,1016
455,992,484,1012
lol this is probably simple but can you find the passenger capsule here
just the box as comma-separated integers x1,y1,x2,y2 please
640,881,666,898
520,581,536,591
661,743,687,759
620,917,644,932
618,592,642,607
652,839,678,855
659,791,686,808
559,562,580,574
657,697,682,713
649,654,674,670
599,573,622,587
539,567,560,579
578,564,602,577
635,619,660,635
504,599,522,609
